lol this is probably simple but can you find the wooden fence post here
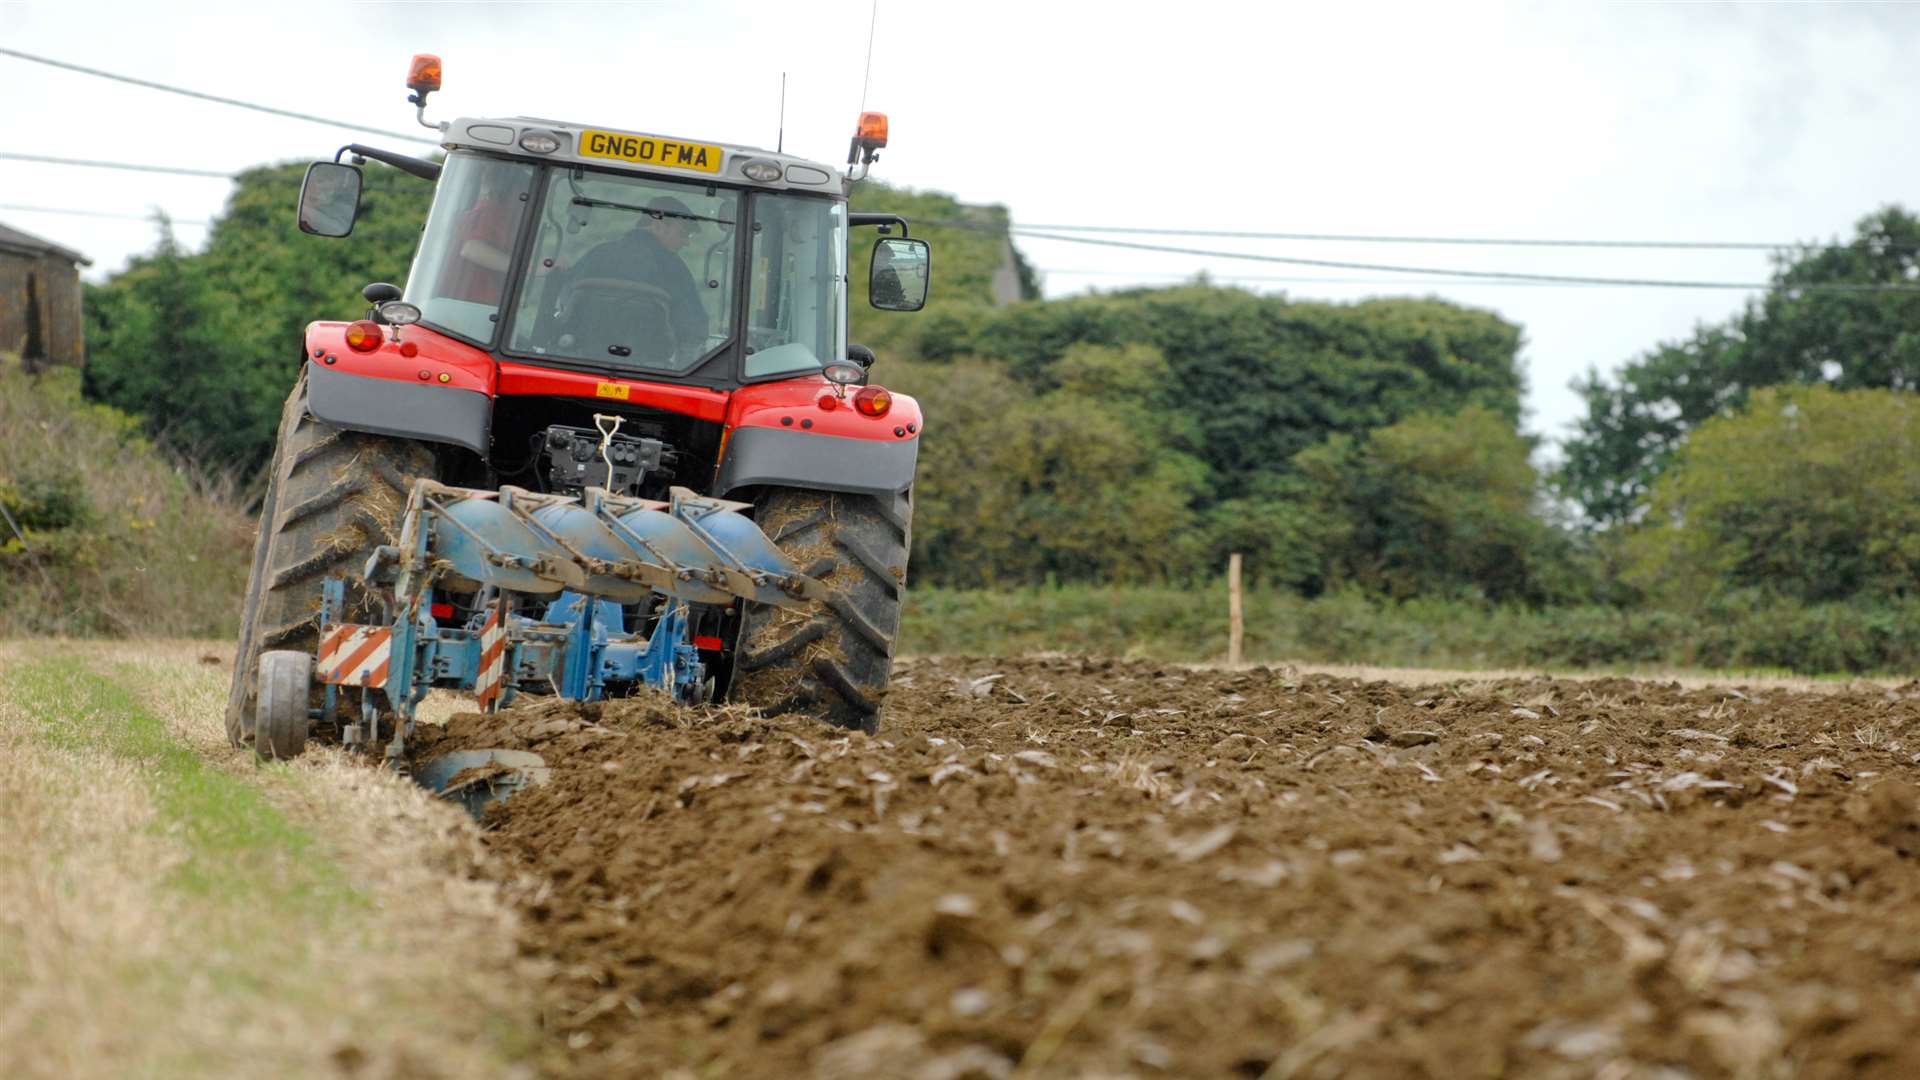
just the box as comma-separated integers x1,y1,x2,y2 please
1227,552,1244,667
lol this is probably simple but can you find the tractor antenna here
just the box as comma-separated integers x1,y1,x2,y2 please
778,72,787,154
858,0,878,113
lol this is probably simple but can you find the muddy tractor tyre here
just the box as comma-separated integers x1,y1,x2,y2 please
224,373,433,749
734,487,912,734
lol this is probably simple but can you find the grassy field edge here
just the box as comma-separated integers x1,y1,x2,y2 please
0,643,545,1079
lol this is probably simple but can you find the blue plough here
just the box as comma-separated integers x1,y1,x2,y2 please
268,480,824,810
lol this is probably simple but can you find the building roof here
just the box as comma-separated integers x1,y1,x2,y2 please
0,221,91,267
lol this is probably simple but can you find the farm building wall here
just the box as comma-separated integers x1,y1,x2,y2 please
0,227,89,372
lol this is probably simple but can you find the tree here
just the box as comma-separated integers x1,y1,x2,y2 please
81,217,257,467
1561,205,1920,527
892,284,1527,511
1626,386,1920,606
1286,406,1569,603
84,160,437,474
883,346,1209,586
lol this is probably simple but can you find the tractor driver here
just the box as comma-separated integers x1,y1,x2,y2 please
566,195,709,360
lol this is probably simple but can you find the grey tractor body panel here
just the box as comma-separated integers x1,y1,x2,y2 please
714,426,917,498
305,360,491,457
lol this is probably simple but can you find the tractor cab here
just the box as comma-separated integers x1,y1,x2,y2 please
299,111,925,392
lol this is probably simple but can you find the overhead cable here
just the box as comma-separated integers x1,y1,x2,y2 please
0,203,211,226
0,46,440,146
3,146,1907,260
0,151,235,178
971,221,1832,252
1002,227,1920,294
912,216,1914,255
1033,268,1731,289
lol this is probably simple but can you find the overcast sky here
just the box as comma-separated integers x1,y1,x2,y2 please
5,1,1917,448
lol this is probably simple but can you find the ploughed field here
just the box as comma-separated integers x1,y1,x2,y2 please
417,656,1920,1078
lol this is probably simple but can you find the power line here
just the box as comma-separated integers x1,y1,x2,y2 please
5,145,1904,267
0,203,211,226
0,46,439,146
912,215,1917,255
0,152,235,179
1001,227,1920,294
1033,267,1722,289
979,221,1832,252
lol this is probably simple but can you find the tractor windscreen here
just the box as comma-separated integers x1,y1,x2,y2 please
403,154,539,344
506,169,741,373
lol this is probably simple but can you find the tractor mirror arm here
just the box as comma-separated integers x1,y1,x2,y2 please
335,143,442,183
849,213,909,237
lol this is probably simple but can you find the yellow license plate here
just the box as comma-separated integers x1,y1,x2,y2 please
595,381,630,400
579,129,723,174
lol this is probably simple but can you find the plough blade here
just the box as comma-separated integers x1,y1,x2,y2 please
414,749,551,819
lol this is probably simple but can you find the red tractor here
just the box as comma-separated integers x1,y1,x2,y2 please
226,55,929,753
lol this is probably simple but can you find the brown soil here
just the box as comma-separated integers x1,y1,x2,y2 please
409,657,1920,1079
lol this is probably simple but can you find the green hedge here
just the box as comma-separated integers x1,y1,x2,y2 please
898,584,1920,676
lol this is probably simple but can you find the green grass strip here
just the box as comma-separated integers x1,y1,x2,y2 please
14,656,356,912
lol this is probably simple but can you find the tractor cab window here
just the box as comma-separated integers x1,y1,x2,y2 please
404,154,537,344
744,194,847,378
507,169,740,373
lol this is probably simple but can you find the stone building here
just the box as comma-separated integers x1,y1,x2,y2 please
0,221,90,371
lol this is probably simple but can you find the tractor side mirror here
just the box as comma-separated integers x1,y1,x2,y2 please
298,162,364,238
869,237,929,312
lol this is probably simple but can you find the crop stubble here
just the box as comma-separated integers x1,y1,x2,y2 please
413,656,1920,1078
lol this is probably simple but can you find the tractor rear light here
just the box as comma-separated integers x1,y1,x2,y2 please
407,54,442,94
817,393,838,411
344,320,383,352
854,386,892,418
430,602,453,619
693,635,724,651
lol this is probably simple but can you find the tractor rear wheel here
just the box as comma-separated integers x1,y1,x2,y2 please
224,372,433,749
733,487,912,734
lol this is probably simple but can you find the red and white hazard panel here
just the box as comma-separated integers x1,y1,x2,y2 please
317,624,392,688
473,603,507,712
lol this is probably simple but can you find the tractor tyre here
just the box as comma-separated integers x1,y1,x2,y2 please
224,372,433,749
734,487,912,734
255,650,313,760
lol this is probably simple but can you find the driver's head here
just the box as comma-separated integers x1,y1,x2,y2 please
644,196,697,253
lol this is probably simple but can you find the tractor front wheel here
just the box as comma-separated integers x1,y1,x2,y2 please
225,372,432,751
733,487,912,734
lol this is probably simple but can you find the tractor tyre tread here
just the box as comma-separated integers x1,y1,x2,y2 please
225,372,431,749
735,487,911,734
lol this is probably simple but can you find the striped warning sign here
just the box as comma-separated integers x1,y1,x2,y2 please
474,603,507,712
317,624,392,688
